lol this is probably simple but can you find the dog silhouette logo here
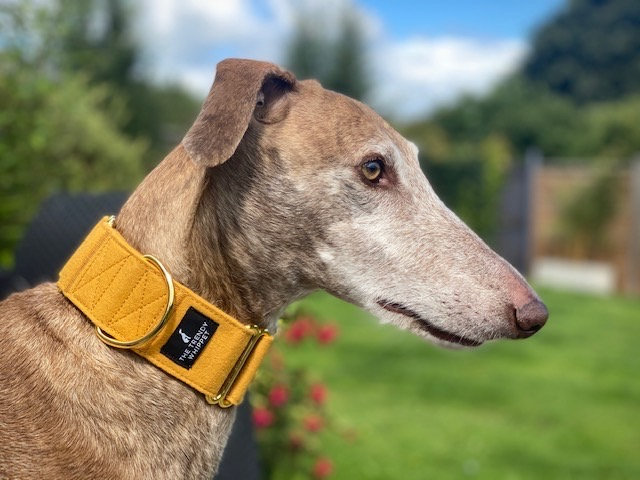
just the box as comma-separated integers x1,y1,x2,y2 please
178,329,191,344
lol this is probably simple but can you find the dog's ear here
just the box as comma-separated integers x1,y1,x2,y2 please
183,58,296,167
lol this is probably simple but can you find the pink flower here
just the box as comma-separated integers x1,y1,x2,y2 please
304,414,324,433
316,324,338,345
285,316,315,344
310,383,327,405
252,407,274,429
312,457,333,478
268,384,289,407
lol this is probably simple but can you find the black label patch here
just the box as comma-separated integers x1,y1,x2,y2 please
161,307,218,369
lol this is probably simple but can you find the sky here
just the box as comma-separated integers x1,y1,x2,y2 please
134,0,566,120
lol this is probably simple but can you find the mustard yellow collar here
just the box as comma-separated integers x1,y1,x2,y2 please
58,216,273,407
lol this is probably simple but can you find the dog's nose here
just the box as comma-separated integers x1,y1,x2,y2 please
515,299,548,337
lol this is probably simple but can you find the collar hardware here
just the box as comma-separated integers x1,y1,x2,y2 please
95,253,175,349
206,324,269,408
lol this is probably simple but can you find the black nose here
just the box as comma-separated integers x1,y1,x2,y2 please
515,299,549,337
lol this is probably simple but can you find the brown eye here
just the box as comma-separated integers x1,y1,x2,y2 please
361,159,384,183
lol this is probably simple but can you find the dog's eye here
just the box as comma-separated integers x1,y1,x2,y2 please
361,159,384,183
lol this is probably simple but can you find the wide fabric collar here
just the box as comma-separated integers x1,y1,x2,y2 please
58,216,272,407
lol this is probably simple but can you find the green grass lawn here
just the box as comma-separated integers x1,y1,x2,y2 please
277,288,640,480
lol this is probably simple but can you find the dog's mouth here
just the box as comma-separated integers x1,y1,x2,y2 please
376,300,482,347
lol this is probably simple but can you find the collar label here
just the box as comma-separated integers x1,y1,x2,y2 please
161,307,218,369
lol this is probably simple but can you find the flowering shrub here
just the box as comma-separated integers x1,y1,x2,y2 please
251,311,348,479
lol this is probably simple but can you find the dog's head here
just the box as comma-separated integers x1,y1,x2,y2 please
183,58,548,347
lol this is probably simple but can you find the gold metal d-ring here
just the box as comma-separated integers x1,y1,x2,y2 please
95,254,175,349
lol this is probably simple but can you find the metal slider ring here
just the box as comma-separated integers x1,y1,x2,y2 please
95,254,175,349
206,325,269,408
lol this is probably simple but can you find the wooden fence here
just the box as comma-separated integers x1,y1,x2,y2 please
496,154,640,295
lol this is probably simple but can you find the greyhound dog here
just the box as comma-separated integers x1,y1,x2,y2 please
0,59,548,479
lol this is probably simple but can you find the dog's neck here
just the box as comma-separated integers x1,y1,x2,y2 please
115,144,305,331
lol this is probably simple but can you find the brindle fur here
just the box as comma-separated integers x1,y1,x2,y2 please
0,59,547,479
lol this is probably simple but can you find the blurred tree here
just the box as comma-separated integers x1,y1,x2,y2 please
523,0,640,103
418,133,512,242
429,78,586,157
583,96,640,159
0,2,146,267
324,11,369,101
46,0,200,167
555,168,621,258
401,77,584,238
411,77,640,163
402,0,640,243
287,15,332,85
53,0,137,90
0,0,203,266
286,6,370,101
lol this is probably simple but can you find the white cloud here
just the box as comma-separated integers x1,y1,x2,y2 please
133,0,277,90
372,37,528,120
133,0,527,120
